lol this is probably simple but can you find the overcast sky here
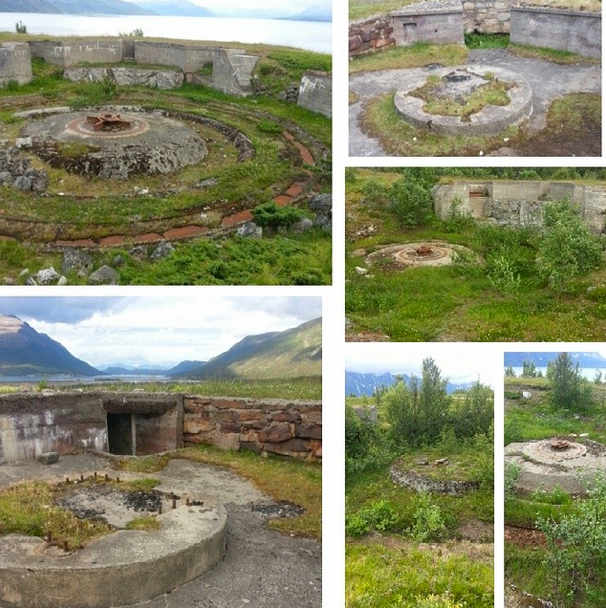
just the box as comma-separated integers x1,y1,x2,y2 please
0,296,321,369
345,344,496,386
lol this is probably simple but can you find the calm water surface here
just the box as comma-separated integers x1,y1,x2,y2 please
0,13,331,53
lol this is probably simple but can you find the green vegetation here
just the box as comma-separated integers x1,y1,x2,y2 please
253,49,331,96
0,46,331,285
118,28,144,37
125,515,161,530
412,75,512,118
505,361,606,607
345,358,493,607
174,446,321,538
510,43,601,65
42,377,322,401
349,43,467,74
346,168,606,341
349,0,419,20
15,21,27,34
0,481,111,551
464,33,510,49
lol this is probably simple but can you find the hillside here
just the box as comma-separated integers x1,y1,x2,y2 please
175,318,321,380
132,0,213,16
0,315,100,376
0,0,154,14
345,370,474,397
0,0,61,12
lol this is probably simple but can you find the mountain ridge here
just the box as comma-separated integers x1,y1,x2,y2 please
0,314,101,376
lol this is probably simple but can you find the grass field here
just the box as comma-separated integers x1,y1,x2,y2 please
346,168,606,341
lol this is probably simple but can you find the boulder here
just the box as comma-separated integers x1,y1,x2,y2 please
35,266,60,285
150,241,174,261
88,265,119,285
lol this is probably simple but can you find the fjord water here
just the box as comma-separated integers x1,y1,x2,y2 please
0,13,332,53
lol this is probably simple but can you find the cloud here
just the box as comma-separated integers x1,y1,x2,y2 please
345,343,496,386
2,296,321,368
0,297,129,324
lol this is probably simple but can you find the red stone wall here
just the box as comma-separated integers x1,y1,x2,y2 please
349,17,396,57
183,397,322,461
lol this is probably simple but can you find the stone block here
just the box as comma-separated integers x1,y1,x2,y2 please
295,423,322,440
258,422,292,444
36,451,59,464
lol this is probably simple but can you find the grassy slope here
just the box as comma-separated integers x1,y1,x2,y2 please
0,48,332,285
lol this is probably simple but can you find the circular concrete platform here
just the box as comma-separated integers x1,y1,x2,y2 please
21,106,209,179
365,241,476,268
394,65,533,136
0,495,227,608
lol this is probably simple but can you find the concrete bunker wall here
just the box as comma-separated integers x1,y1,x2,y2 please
0,392,182,463
25,39,260,96
183,396,322,461
297,71,332,118
29,39,124,68
391,2,465,46
0,393,322,463
432,180,606,232
511,7,601,58
0,42,33,87
348,1,601,58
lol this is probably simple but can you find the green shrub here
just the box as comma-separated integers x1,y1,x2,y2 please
410,493,446,542
251,202,305,228
536,200,603,290
388,179,432,227
360,179,388,206
15,21,27,34
346,499,399,537
504,462,520,501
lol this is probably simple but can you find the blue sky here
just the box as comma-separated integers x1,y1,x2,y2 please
0,296,321,368
345,344,496,386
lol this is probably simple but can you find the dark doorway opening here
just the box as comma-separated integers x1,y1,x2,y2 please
107,413,134,455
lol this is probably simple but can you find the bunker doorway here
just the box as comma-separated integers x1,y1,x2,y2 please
106,413,135,455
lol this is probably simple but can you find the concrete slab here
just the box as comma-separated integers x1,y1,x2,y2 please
0,454,321,608
349,48,601,156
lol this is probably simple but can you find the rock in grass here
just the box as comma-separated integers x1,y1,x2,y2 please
62,248,93,275
35,266,60,285
88,265,119,285
37,452,59,465
237,222,263,238
150,241,174,261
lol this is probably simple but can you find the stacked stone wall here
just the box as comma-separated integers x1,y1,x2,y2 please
0,42,33,87
349,16,396,57
183,396,322,461
463,0,510,33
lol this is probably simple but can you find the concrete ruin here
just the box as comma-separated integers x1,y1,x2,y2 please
0,391,322,464
432,180,606,233
348,0,601,58
393,65,532,136
297,71,332,118
390,460,481,495
510,6,601,59
4,39,260,97
0,42,32,87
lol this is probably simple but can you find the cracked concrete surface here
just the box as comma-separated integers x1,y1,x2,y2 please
349,48,601,156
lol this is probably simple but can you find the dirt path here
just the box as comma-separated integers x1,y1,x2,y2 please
0,454,321,608
349,49,601,157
